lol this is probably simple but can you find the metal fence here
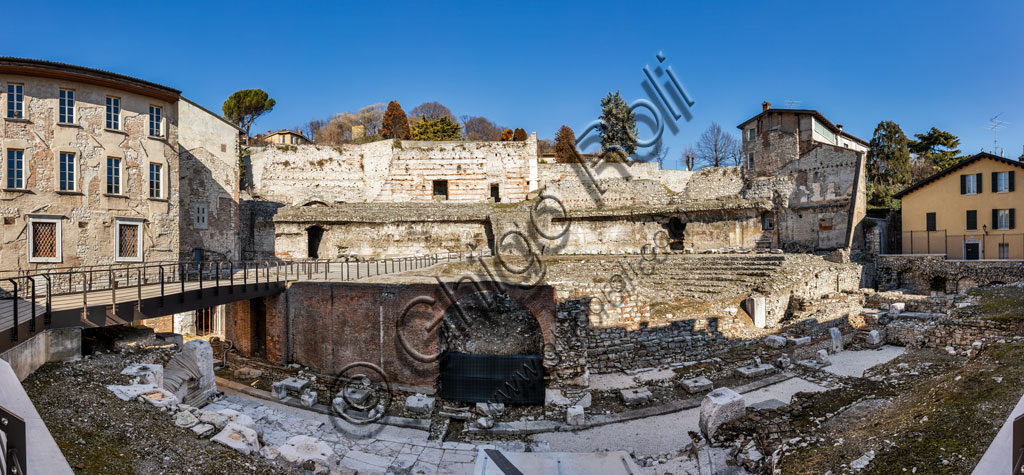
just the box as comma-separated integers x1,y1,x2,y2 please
0,404,26,475
900,231,1024,260
0,250,490,343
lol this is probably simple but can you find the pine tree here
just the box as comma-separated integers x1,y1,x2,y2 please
513,128,527,141
380,100,410,140
598,91,638,161
909,127,962,171
409,116,462,141
553,125,579,163
867,120,912,207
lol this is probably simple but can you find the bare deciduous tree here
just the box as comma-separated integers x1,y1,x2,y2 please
357,103,385,137
651,140,670,168
461,115,503,141
679,146,697,170
695,122,741,168
409,101,454,121
299,119,327,143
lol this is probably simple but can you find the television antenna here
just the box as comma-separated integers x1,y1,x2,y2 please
785,99,801,108
987,113,1008,155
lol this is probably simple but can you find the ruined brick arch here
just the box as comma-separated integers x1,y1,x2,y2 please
440,290,543,355
301,200,329,207
432,280,556,357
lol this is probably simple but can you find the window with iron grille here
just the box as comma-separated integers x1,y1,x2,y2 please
106,157,121,194
193,202,208,229
6,149,24,189
7,83,24,118
59,152,75,191
115,220,142,261
149,105,162,137
59,89,75,123
106,96,120,130
999,243,1010,259
149,163,162,198
28,217,61,263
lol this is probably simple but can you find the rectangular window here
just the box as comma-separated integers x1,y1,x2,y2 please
926,212,936,232
747,152,755,169
28,217,61,263
996,171,1010,193
966,210,978,230
59,89,75,124
997,209,1010,230
106,96,120,130
106,157,121,194
149,105,162,137
193,202,208,229
59,152,75,191
748,128,756,140
149,163,162,198
964,174,978,194
6,149,24,189
762,215,775,231
7,83,24,118
115,219,143,262
432,180,448,200
999,243,1010,259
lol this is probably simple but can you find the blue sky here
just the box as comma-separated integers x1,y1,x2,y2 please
10,1,1024,168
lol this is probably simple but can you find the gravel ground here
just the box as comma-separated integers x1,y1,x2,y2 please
21,346,297,475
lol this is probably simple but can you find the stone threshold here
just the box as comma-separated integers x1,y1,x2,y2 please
466,372,794,435
214,376,432,431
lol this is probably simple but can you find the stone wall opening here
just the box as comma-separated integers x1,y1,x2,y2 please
306,225,325,258
441,291,542,355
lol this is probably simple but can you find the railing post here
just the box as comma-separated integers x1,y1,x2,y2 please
910,230,914,254
356,260,361,279
229,262,235,293
29,278,36,333
243,261,248,291
159,266,165,307
215,262,221,296
325,260,329,280
42,274,52,326
8,279,18,341
180,264,186,303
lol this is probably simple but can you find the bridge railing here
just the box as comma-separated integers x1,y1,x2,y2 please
0,250,491,342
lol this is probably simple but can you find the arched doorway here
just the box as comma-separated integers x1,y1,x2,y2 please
664,217,687,251
439,291,545,404
306,226,325,258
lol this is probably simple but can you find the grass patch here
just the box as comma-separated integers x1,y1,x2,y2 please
964,286,1024,322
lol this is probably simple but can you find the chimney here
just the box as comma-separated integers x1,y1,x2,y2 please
1019,145,1024,162
762,101,771,112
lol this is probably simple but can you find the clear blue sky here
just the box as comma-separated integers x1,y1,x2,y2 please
11,0,1024,168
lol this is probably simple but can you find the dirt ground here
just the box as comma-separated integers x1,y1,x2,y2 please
22,346,294,475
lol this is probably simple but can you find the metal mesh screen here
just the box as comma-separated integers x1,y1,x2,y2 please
118,224,138,258
32,222,56,258
439,352,544,405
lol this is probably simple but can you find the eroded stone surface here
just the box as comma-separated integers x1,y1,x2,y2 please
211,422,260,455
699,387,745,439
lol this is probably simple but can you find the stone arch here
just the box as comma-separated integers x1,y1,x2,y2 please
440,291,542,355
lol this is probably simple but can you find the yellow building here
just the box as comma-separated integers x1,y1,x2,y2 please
897,152,1023,260
265,129,310,145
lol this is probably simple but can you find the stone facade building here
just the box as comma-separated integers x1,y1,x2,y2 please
0,58,240,269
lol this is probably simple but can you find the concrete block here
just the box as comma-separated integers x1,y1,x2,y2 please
815,349,830,365
890,302,905,314
272,377,310,399
138,388,178,408
476,402,505,417
174,410,199,428
122,363,163,386
233,367,263,379
566,405,585,426
788,336,811,346
764,335,787,348
681,376,713,393
735,364,776,379
212,422,261,455
699,387,745,439
300,389,317,407
620,388,652,407
338,387,371,406
278,434,338,474
745,295,767,328
865,330,882,346
406,394,435,415
829,328,843,353
190,423,215,437
774,355,792,369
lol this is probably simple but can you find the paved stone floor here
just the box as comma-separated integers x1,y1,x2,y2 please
205,393,513,474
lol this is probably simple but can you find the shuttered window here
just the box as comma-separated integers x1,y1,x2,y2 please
926,212,936,232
